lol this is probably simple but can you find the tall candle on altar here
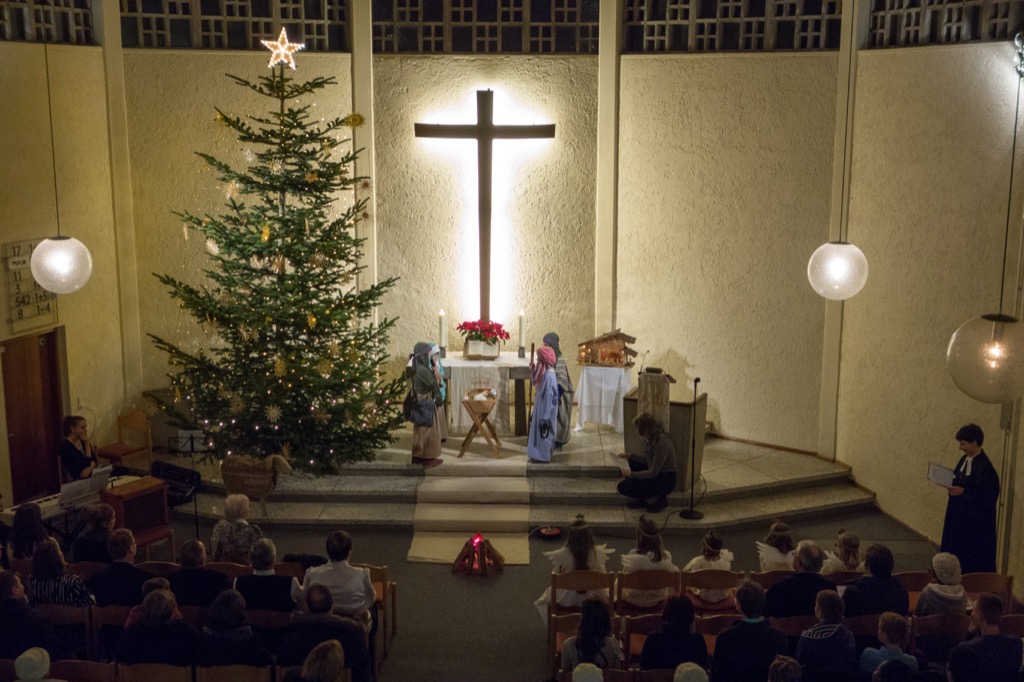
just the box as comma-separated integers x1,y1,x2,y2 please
439,310,448,347
519,309,525,347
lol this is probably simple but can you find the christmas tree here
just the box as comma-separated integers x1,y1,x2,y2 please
150,30,404,474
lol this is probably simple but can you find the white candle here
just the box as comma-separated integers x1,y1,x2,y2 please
519,309,525,347
439,310,447,347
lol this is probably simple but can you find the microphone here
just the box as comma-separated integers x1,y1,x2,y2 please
694,376,701,385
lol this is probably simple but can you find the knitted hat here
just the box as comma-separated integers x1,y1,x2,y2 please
931,552,961,585
572,663,603,682
14,647,50,680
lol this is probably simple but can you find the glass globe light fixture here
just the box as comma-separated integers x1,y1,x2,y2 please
30,236,93,294
947,314,1024,403
807,241,868,300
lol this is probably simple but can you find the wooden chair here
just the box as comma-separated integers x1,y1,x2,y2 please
196,665,272,682
961,572,1014,609
36,602,94,659
275,666,351,682
769,614,818,639
177,605,207,627
843,613,882,652
97,410,153,472
207,561,255,582
549,613,582,679
50,660,116,682
683,569,745,614
68,560,111,585
547,568,616,677
894,571,933,614
352,562,397,657
273,561,306,581
560,670,634,681
909,613,972,666
116,663,192,682
823,570,866,586
137,560,181,577
1000,613,1024,637
696,613,742,656
614,570,681,617
635,671,675,682
748,570,793,591
620,613,664,668
245,608,294,630
92,604,133,660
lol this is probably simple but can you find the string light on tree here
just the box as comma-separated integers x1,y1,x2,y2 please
261,28,305,70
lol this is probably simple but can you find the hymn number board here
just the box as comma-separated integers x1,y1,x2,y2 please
4,239,58,335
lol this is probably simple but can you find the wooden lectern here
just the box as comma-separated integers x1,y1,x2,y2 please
623,387,707,492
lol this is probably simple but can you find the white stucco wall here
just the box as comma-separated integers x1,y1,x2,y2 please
373,56,597,373
123,51,353,390
617,54,836,450
0,43,124,501
837,43,1012,557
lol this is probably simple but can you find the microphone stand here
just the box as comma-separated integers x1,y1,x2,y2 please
678,377,703,520
187,434,200,540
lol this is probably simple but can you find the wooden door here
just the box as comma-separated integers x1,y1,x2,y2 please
2,330,62,503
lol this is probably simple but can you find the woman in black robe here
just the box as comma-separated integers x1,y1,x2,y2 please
940,423,1000,574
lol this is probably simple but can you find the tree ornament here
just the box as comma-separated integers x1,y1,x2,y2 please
271,255,288,274
317,359,334,377
261,28,305,70
225,180,241,200
244,148,256,163
206,239,220,256
229,396,245,415
270,159,283,173
311,251,326,268
305,172,319,183
265,404,282,422
274,357,287,377
311,407,331,425
261,224,271,242
182,223,190,241
217,385,232,399
308,314,317,328
327,340,341,357
341,113,365,128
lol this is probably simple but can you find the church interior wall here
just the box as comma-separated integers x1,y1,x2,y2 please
836,42,1016,567
372,56,598,374
122,51,353,391
616,53,836,451
0,42,124,504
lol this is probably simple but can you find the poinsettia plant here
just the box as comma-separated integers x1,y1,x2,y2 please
457,319,511,345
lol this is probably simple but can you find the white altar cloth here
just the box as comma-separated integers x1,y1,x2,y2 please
574,365,633,433
446,352,530,436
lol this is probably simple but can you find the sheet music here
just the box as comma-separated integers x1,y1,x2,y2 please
928,461,955,488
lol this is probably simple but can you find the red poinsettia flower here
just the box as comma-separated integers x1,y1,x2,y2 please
457,319,509,344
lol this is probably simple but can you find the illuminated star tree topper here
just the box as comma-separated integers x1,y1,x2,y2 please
261,28,305,70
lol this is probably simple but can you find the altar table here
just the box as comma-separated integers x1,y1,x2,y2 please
444,352,531,436
574,365,633,433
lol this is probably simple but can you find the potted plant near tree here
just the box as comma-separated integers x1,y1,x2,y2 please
457,319,510,360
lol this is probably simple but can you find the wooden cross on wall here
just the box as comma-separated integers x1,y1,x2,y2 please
415,90,555,323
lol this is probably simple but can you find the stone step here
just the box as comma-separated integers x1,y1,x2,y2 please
177,481,874,536
416,477,530,505
413,503,530,533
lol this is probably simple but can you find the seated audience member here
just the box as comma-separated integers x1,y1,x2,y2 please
821,529,863,575
534,515,614,623
768,655,802,682
0,572,59,661
757,520,797,570
125,577,182,628
945,646,981,682
198,589,270,667
27,538,94,607
70,503,115,564
210,494,263,564
710,580,788,682
235,537,302,611
673,662,710,682
9,503,50,561
765,541,833,617
560,597,623,671
302,529,377,659
619,515,679,608
949,593,1023,681
168,540,231,606
114,589,200,666
15,646,63,682
683,529,735,604
640,596,708,670
281,639,347,682
794,589,856,672
843,544,909,617
914,552,967,617
91,529,154,607
873,659,914,682
277,584,371,682
571,663,603,682
858,612,918,675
